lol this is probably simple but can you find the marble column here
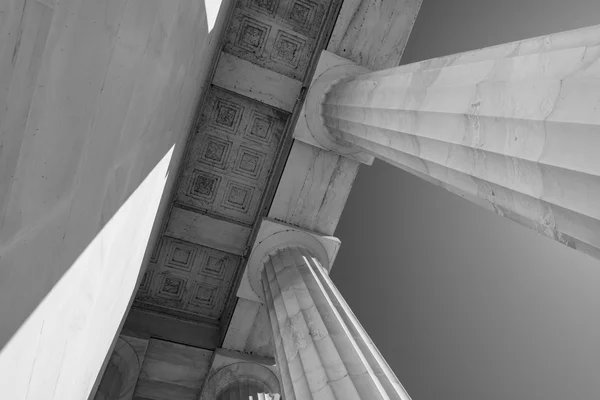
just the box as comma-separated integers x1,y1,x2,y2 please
318,25,600,260
260,246,410,400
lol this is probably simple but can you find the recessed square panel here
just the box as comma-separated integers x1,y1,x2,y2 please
199,252,231,279
287,0,317,28
222,180,254,213
204,140,228,162
188,170,221,202
157,276,186,300
248,0,279,16
245,111,275,144
271,30,305,68
233,146,265,180
236,17,271,54
224,0,324,79
190,283,220,308
198,136,232,169
164,240,197,272
210,98,244,134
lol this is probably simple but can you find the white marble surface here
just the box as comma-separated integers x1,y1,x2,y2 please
0,0,232,398
323,24,600,261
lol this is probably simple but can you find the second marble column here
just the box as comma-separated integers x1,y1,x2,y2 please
261,246,410,400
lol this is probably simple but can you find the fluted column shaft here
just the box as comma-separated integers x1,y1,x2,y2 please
260,247,410,400
322,25,600,260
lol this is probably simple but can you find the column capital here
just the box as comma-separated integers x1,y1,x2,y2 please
293,51,375,165
237,218,341,303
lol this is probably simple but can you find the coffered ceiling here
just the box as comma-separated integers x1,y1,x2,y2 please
176,87,287,226
129,0,340,346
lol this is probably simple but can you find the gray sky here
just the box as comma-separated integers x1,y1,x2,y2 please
331,1,600,399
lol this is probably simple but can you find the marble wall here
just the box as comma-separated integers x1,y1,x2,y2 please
0,0,232,398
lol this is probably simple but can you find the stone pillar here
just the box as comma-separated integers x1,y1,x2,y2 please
314,25,600,260
260,246,410,400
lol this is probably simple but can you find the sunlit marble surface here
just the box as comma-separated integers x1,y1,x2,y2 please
0,0,230,398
